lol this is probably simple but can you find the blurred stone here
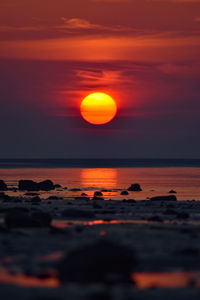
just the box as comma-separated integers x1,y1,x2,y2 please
57,240,137,284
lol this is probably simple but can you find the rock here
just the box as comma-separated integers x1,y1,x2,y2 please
128,184,142,191
70,188,82,192
61,208,95,219
57,240,137,284
81,193,88,196
169,190,177,194
38,180,55,191
94,191,103,197
121,191,129,195
0,180,7,191
150,195,177,201
19,179,55,191
18,180,39,191
5,210,52,228
54,184,61,188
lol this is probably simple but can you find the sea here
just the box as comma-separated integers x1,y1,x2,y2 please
0,159,200,201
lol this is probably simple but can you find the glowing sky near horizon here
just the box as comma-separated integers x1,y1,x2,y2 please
0,0,200,158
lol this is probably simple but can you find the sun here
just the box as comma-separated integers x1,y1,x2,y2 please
80,93,117,125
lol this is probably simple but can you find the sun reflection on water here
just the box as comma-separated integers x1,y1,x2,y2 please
81,168,117,189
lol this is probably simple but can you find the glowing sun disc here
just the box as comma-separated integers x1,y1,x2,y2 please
80,93,117,125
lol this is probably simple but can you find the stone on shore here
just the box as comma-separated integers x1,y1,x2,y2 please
57,240,137,284
38,180,55,191
94,191,103,197
121,191,129,195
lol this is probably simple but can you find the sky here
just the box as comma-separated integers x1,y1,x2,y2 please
0,0,200,158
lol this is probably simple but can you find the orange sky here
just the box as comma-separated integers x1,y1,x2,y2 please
0,0,200,158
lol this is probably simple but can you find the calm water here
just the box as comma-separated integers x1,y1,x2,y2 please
0,166,200,200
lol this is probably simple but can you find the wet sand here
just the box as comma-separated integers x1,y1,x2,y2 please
1,183,200,299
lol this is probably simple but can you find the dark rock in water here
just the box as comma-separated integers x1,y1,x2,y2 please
81,193,88,196
169,190,177,194
62,208,95,219
54,184,61,188
92,196,104,201
128,184,142,192
94,191,103,197
176,211,190,219
121,191,129,195
5,210,52,228
19,179,55,191
57,240,137,284
19,180,39,191
148,215,163,222
38,180,55,191
70,188,82,192
0,180,7,191
150,195,177,201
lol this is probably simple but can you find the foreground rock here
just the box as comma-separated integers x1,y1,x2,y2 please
128,184,142,191
5,210,52,228
0,180,8,191
18,179,55,191
150,195,177,201
57,240,137,284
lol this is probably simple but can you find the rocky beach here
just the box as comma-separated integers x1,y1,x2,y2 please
0,177,200,299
